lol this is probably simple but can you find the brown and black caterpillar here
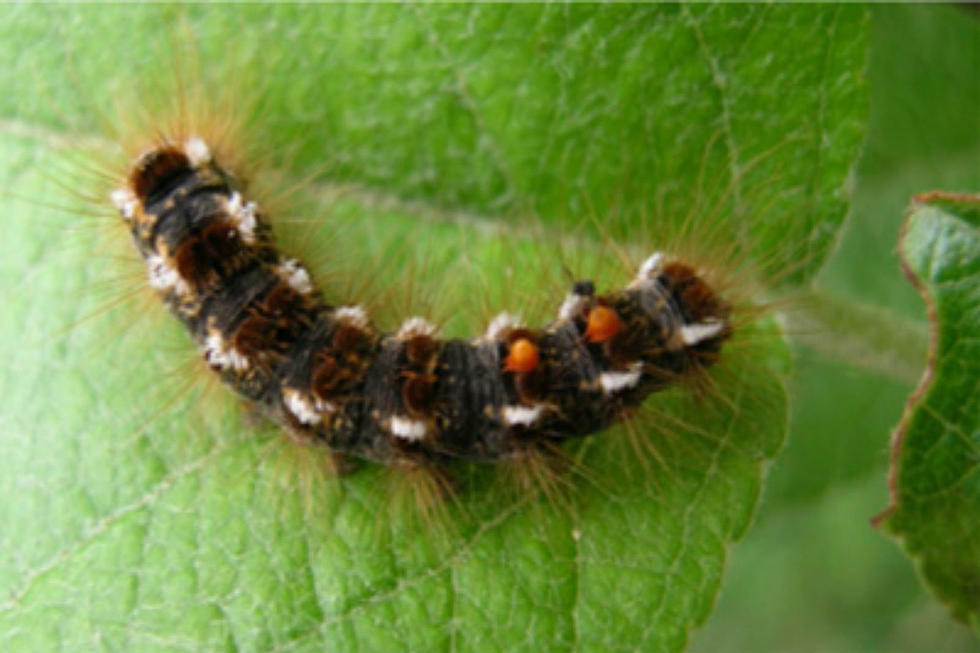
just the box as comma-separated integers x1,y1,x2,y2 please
109,135,732,474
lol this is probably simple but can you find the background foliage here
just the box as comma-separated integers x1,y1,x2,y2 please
0,4,976,653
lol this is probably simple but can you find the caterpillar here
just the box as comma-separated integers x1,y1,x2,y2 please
109,135,733,476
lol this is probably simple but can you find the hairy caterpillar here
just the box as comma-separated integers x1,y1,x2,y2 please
110,135,732,476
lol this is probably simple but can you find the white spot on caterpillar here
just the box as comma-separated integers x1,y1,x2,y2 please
334,305,369,329
484,312,520,340
680,320,726,346
277,258,313,294
636,251,664,281
283,388,321,425
502,404,545,427
145,254,188,295
397,316,438,339
203,331,249,372
183,136,211,167
110,187,138,221
558,292,590,321
226,192,258,244
389,415,427,441
599,362,644,395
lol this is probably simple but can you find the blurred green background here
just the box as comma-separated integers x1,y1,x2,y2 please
691,5,979,652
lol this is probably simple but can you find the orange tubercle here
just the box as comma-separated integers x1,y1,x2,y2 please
505,337,539,373
585,305,622,343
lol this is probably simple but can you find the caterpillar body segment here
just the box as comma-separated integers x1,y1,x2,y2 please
113,138,732,468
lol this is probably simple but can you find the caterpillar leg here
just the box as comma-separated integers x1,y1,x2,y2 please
329,451,360,477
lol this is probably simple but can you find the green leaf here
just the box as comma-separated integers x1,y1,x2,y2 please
0,5,867,652
877,192,980,630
